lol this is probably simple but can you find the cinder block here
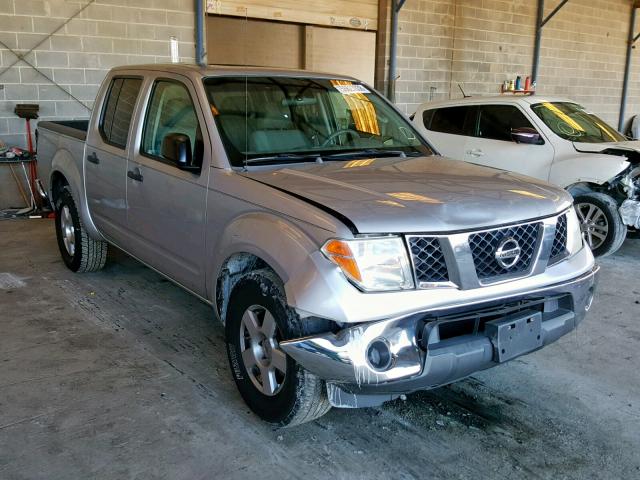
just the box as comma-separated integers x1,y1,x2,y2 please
0,67,21,84
85,68,108,85
0,14,33,32
32,17,60,34
97,21,127,38
17,32,50,50
19,67,53,84
14,0,46,16
68,52,100,68
55,100,91,117
98,53,128,69
50,35,83,52
69,84,99,101
0,0,14,14
38,84,70,101
4,84,38,101
53,68,85,84
82,37,113,54
34,51,68,68
0,31,18,50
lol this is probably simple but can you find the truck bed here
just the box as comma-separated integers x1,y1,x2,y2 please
37,120,89,201
37,120,89,141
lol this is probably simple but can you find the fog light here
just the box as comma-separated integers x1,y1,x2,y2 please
367,338,393,371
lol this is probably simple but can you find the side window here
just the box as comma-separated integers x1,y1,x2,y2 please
422,109,435,129
100,77,142,148
428,106,472,135
142,80,202,163
478,105,535,142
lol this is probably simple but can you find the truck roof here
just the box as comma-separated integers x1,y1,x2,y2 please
110,63,360,82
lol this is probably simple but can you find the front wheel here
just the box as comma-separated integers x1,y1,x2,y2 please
225,270,331,426
55,187,108,272
574,192,626,257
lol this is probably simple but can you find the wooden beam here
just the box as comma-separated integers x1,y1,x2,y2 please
206,0,378,31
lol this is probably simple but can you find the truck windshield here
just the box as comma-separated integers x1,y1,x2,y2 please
203,76,432,166
531,101,626,143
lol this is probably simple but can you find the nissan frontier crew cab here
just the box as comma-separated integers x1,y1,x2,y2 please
37,65,598,426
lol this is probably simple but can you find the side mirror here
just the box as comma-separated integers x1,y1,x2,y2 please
161,132,201,172
511,127,543,145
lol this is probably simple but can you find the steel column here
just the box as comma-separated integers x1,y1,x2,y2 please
387,0,406,102
195,0,206,67
532,0,569,85
619,3,640,132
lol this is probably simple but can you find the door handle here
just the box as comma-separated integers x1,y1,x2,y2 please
127,168,143,182
87,152,100,164
466,149,484,157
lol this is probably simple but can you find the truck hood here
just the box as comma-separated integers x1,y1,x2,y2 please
240,156,572,233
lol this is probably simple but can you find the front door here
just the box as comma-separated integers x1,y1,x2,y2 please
462,104,555,181
85,76,143,243
125,77,209,295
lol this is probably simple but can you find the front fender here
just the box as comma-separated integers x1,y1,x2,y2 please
551,154,630,188
208,211,331,319
51,149,102,239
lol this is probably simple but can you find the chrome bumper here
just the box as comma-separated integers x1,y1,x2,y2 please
280,265,598,406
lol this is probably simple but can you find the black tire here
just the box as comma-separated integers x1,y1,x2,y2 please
225,269,331,426
574,192,626,257
55,187,108,272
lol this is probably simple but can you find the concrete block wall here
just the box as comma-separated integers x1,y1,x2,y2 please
0,0,195,209
387,0,640,129
0,0,196,150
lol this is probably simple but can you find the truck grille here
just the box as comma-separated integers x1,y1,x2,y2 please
469,222,541,281
408,237,449,283
549,214,568,264
407,213,568,289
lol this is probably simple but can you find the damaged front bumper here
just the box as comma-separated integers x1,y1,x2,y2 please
280,265,599,408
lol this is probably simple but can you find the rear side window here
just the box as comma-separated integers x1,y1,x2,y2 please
100,77,143,149
478,105,535,142
428,106,473,135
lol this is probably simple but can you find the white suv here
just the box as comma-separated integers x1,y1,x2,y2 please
412,95,640,256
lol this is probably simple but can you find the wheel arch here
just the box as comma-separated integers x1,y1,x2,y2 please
209,212,324,324
565,181,601,197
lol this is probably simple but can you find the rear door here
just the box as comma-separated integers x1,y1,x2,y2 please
463,104,554,180
418,105,476,160
85,76,143,243
124,75,210,296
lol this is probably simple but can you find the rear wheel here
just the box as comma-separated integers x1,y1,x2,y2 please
225,270,331,426
55,187,108,272
574,192,626,257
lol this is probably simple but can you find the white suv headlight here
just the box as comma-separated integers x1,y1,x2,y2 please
566,207,584,257
321,237,415,292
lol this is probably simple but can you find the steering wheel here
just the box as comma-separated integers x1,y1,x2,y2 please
321,129,361,147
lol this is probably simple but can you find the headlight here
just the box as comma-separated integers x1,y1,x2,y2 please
566,207,584,257
321,237,415,292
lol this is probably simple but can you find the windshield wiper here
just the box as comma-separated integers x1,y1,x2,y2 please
323,149,411,160
243,153,322,166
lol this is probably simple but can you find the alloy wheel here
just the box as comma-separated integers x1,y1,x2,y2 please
60,205,76,256
239,305,287,396
575,202,609,250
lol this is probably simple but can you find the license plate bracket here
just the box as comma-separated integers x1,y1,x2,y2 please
485,310,543,363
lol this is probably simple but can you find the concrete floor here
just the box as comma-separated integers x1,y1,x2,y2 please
0,218,639,480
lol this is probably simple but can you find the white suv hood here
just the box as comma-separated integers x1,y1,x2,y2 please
573,140,640,154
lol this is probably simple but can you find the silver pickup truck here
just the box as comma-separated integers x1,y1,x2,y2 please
37,64,598,426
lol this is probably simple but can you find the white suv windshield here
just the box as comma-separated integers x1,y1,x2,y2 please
531,101,625,143
204,76,432,166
